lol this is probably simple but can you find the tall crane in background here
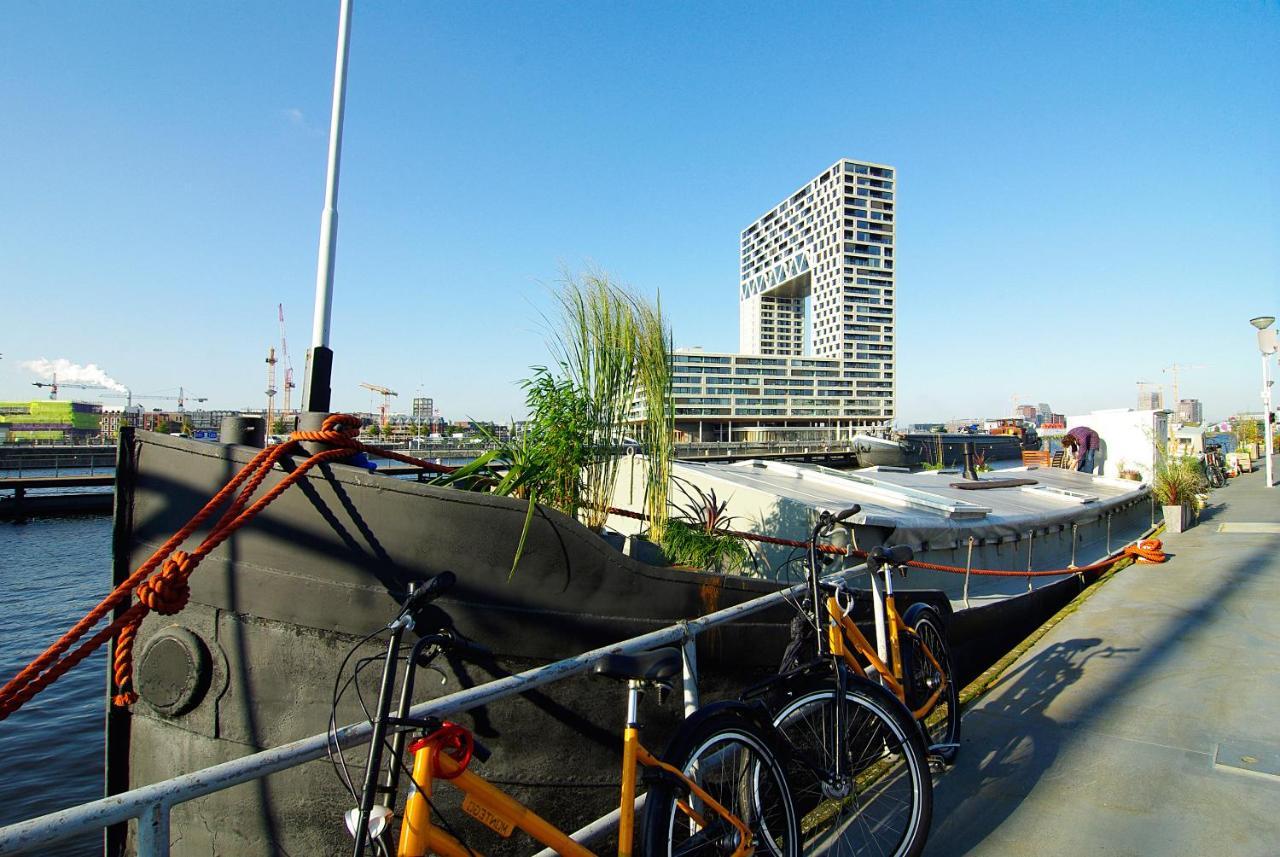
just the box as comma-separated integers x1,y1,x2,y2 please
359,382,398,428
266,347,278,432
101,390,207,410
278,304,296,426
32,376,109,400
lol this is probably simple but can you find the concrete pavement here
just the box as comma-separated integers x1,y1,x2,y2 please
924,469,1280,856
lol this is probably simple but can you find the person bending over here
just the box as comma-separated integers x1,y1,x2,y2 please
1062,426,1100,474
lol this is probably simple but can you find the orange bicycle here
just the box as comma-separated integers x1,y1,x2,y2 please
825,541,961,767
335,572,800,857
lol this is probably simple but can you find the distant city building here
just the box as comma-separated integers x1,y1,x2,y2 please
645,159,898,441
1138,390,1163,410
1016,405,1038,422
1177,398,1203,424
0,400,101,443
412,397,434,421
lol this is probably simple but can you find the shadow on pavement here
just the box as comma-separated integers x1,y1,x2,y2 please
927,537,1276,854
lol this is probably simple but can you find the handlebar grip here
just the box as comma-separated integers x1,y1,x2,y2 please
833,505,861,522
450,633,491,660
402,571,457,613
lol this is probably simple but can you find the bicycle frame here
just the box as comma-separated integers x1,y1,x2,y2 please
804,516,947,724
348,602,757,857
823,593,946,721
395,716,754,857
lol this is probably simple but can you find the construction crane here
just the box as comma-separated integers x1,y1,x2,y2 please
266,346,278,432
100,389,208,410
32,376,110,400
278,304,296,426
360,382,398,428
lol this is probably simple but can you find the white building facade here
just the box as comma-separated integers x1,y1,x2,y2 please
667,159,897,441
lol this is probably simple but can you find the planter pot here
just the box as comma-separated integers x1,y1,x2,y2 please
1163,504,1192,534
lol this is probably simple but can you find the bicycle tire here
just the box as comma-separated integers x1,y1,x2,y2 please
901,605,961,764
1209,466,1225,489
642,701,799,857
770,676,932,857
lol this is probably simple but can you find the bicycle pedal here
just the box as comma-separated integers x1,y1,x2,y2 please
927,754,948,773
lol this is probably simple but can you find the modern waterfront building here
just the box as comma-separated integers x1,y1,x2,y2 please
658,159,897,442
0,400,102,442
1177,398,1203,424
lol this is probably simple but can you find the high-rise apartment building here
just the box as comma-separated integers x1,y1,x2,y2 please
737,158,896,422
1178,399,1203,424
1138,390,1163,411
412,397,434,421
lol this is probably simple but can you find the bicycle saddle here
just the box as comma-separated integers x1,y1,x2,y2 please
592,647,683,683
867,544,914,569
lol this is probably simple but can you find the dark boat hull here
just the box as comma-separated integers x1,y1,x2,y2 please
109,430,1115,855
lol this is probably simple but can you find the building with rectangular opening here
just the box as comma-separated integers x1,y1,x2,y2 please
660,159,897,442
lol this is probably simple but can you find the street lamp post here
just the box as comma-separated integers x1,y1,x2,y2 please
1249,316,1277,488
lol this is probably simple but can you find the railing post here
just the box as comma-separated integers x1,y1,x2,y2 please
681,631,699,718
136,801,170,857
1106,513,1112,554
1069,523,1078,569
962,536,975,608
1026,530,1035,592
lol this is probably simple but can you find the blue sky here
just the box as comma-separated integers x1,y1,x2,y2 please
1,1,1276,425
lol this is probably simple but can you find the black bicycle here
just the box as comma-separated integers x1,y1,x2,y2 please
331,572,800,857
1204,444,1226,489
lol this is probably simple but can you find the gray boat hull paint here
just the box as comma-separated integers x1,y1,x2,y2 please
109,430,1134,856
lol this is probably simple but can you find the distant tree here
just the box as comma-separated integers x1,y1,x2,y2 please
154,419,172,434
181,420,195,436
366,423,382,438
271,418,286,434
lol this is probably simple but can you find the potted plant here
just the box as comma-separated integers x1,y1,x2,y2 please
1153,455,1207,533
659,480,755,574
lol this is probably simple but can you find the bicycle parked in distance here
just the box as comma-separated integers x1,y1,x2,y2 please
750,506,935,857
334,571,800,857
1204,444,1227,489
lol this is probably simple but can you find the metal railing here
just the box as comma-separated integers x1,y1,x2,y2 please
0,570,849,856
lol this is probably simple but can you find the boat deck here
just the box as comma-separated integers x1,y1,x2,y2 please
924,470,1280,855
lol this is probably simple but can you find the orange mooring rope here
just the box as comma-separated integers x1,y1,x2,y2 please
0,415,458,721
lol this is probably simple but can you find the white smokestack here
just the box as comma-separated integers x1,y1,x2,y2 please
21,357,129,394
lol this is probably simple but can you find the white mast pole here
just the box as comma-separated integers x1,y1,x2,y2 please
304,0,353,412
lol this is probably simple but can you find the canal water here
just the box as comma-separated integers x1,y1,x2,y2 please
0,514,111,856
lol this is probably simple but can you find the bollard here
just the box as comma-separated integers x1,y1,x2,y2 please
1069,523,1079,569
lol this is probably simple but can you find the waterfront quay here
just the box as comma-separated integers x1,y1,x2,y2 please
926,470,1280,856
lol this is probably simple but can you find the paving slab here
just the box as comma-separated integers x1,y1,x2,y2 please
924,470,1280,856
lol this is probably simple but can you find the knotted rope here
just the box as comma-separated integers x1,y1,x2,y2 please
0,415,457,720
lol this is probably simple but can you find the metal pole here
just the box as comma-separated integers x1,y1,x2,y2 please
1026,531,1034,592
135,801,169,857
962,536,974,608
1263,350,1274,488
304,0,354,413
681,634,699,718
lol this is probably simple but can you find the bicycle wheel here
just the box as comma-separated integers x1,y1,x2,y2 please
902,606,961,764
642,701,799,857
1209,466,1225,489
771,677,932,857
